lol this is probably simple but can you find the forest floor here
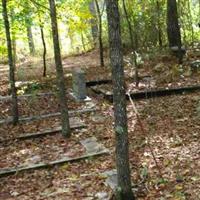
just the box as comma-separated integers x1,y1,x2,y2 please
0,48,200,200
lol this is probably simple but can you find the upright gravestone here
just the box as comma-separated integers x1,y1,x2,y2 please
72,68,87,101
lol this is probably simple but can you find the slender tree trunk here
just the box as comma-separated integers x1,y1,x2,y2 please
156,0,163,47
94,0,104,67
48,0,71,137
122,0,139,86
167,0,183,63
11,33,16,68
89,0,98,47
40,25,47,77
11,9,17,67
2,0,19,125
81,31,86,52
187,0,194,46
106,1,135,199
26,24,35,56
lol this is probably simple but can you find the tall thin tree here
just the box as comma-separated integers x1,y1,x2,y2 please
94,0,104,67
89,0,98,47
48,0,71,137
167,0,183,63
106,0,135,199
156,0,163,47
122,0,139,86
2,0,19,125
26,23,35,55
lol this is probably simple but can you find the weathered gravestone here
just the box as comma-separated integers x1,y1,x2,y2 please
72,68,87,101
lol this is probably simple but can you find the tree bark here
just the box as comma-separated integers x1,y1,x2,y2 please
156,0,163,47
94,0,104,67
167,0,183,63
122,0,139,86
26,24,35,56
2,0,19,125
89,0,98,47
106,1,135,199
167,0,182,47
48,0,71,137
40,25,47,77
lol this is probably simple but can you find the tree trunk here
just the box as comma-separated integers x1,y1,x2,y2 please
156,0,163,47
167,0,183,63
89,0,98,47
187,0,194,46
11,9,17,67
26,24,35,56
48,0,71,137
81,31,86,52
106,1,135,199
94,0,104,67
2,0,19,125
40,25,47,77
122,0,139,86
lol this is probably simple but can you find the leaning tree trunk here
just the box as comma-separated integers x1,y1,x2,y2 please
2,0,19,125
48,0,71,137
94,0,104,67
167,0,183,63
106,0,135,199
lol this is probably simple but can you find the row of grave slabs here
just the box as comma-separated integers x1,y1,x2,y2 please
0,74,117,199
1,70,200,197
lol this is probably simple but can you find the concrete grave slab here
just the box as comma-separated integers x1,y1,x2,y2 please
102,169,117,190
80,137,109,154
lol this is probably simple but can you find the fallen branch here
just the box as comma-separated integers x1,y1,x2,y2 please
0,150,109,177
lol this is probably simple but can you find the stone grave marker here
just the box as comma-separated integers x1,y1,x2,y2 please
72,68,87,101
80,137,108,154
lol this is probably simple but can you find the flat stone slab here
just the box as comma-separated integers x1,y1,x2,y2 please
102,169,117,190
80,137,108,154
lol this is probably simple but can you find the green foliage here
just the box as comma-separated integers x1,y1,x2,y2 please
0,0,199,61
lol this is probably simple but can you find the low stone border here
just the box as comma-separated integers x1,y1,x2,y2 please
0,108,96,125
0,137,109,177
91,84,200,102
0,118,86,143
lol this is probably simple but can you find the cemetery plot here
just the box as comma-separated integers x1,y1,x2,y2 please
1,92,200,199
0,115,87,141
91,84,200,102
0,93,88,119
0,136,109,177
0,117,86,142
